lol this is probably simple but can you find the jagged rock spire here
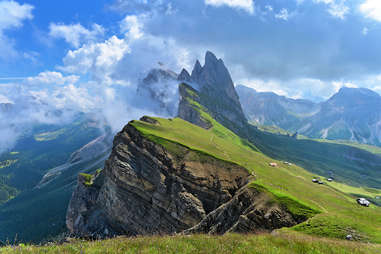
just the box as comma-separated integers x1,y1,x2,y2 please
191,60,202,82
178,68,191,82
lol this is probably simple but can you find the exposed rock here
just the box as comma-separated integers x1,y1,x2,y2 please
236,85,319,130
66,171,114,238
184,187,300,235
67,122,250,238
178,68,191,82
178,83,212,129
140,116,159,125
69,135,113,164
178,52,248,135
67,121,312,238
37,135,112,188
190,60,202,82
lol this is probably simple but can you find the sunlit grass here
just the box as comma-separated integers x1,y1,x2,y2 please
131,116,381,243
1,232,380,254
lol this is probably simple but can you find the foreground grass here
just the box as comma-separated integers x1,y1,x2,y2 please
2,233,380,254
131,117,381,243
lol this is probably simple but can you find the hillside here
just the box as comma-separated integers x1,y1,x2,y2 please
0,116,111,242
236,85,319,129
128,116,381,242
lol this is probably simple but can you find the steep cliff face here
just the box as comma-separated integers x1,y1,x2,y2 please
178,51,248,134
67,118,312,238
178,83,212,129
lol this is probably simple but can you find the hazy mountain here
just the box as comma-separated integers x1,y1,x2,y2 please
238,85,381,146
136,68,180,117
299,87,381,145
236,85,319,130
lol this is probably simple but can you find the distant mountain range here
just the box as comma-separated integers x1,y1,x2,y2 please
237,85,381,146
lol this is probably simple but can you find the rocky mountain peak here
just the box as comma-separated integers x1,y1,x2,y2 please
178,68,191,82
142,68,178,85
204,50,219,67
177,51,248,134
191,60,202,81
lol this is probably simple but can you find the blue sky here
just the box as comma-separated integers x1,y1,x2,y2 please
1,0,381,104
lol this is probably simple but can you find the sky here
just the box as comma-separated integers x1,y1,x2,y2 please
1,0,381,151
1,0,381,101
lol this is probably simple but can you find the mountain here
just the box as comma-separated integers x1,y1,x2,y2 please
299,87,381,145
3,50,381,244
0,115,110,242
178,51,247,135
238,85,381,146
67,116,317,238
136,68,180,117
236,85,319,130
65,50,381,245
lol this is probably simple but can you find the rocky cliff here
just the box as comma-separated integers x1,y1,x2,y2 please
178,51,248,135
67,117,312,238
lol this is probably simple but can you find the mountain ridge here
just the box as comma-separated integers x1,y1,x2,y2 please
237,85,381,146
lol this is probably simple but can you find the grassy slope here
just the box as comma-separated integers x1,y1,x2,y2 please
131,117,381,243
313,139,381,156
2,232,381,254
252,124,381,157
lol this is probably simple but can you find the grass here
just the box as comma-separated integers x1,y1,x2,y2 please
79,173,93,187
249,182,320,220
131,116,381,243
0,160,18,169
313,139,381,156
34,129,67,142
1,232,380,254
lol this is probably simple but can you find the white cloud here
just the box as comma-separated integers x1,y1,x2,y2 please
59,15,192,85
359,0,381,22
313,0,349,19
275,8,289,20
120,15,144,39
59,35,130,83
205,0,254,14
26,71,80,85
0,0,33,59
49,23,104,48
0,0,33,30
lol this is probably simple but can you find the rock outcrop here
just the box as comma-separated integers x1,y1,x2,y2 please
37,135,112,188
67,119,311,238
184,187,302,235
178,51,248,135
178,83,212,129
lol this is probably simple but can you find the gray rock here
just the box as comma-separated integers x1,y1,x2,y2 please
67,122,250,237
